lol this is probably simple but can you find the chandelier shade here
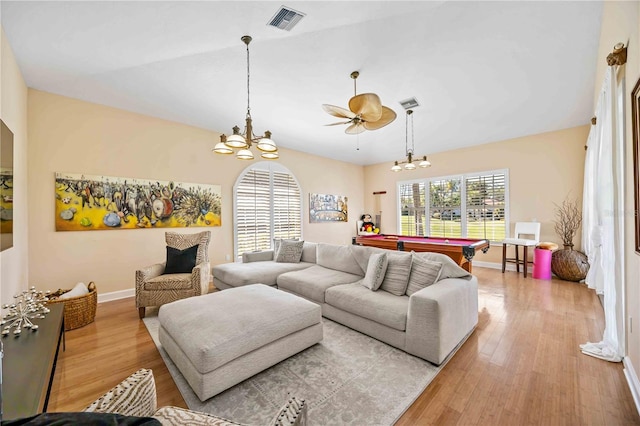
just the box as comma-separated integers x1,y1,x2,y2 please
214,35,278,161
390,109,431,172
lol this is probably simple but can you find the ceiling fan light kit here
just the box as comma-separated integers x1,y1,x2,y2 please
391,109,431,172
213,35,278,161
322,71,397,134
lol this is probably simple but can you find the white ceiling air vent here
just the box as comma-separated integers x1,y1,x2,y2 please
399,97,420,110
268,6,306,31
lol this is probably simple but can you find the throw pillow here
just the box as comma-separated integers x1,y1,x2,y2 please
275,240,305,263
361,252,388,291
165,231,210,266
380,252,413,296
59,282,89,299
406,254,443,296
163,244,199,274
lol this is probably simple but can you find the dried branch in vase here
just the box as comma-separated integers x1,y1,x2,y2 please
553,198,582,248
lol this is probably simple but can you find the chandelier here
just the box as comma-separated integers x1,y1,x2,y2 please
391,109,431,172
213,36,278,160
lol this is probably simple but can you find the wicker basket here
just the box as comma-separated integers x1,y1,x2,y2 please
47,282,98,331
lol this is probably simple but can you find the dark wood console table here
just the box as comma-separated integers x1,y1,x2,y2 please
3,303,64,420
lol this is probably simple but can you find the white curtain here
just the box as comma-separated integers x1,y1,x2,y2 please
579,66,625,362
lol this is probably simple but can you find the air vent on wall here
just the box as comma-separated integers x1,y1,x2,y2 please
399,97,420,110
268,6,306,31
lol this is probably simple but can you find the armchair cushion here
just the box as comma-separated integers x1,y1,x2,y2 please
144,273,193,291
164,244,199,274
84,369,307,426
84,368,157,417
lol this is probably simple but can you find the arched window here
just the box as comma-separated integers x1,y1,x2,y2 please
233,162,302,259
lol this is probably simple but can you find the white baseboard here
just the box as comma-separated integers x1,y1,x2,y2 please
473,261,533,274
624,356,640,416
98,288,134,303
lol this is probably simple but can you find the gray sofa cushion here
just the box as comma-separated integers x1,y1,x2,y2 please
412,251,471,279
406,255,443,296
301,242,317,263
278,265,363,303
317,243,364,276
379,252,413,296
350,244,386,272
325,283,409,331
361,252,388,291
213,261,313,287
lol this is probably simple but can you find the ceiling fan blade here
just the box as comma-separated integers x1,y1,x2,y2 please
345,122,366,135
325,120,353,126
322,104,356,119
363,106,397,130
349,93,382,122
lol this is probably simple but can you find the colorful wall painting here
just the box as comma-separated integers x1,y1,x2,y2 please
55,172,221,231
309,193,348,223
0,120,14,251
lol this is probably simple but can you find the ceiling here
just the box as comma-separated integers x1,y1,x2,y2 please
1,1,603,166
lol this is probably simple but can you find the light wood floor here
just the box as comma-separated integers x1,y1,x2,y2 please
49,268,640,425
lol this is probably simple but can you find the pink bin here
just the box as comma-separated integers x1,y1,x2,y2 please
533,247,553,279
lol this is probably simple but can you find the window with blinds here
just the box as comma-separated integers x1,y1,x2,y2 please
397,169,508,242
399,181,425,236
429,178,462,238
234,163,302,259
465,172,506,241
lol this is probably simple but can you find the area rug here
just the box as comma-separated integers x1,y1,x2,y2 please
143,314,448,426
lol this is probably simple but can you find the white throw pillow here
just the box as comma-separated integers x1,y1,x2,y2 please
406,255,443,296
275,240,305,263
361,253,388,291
60,282,89,299
380,252,413,296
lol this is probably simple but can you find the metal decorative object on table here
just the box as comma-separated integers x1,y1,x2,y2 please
1,287,50,336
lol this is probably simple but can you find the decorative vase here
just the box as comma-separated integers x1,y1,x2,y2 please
551,244,589,282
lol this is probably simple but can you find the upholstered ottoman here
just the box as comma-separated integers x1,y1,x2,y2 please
158,284,323,401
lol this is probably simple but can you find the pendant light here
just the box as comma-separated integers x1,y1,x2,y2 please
213,35,278,160
390,109,431,172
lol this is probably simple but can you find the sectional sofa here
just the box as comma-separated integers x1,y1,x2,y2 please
212,241,478,365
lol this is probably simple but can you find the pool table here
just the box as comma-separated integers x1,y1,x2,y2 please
353,234,490,272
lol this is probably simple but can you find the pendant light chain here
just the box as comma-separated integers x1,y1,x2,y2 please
246,40,251,118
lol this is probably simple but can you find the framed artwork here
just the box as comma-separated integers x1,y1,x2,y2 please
55,172,221,231
633,76,640,253
309,193,348,223
0,120,14,251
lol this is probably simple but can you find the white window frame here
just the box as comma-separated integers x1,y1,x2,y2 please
233,162,303,261
396,169,509,242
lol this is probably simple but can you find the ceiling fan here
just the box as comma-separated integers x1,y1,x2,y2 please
322,71,397,134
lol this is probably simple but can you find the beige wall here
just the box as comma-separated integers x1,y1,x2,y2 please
27,90,363,295
363,125,589,265
595,0,640,392
0,27,29,305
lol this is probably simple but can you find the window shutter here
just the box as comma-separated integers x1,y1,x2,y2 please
399,182,425,236
273,171,302,240
429,178,462,238
235,169,272,256
465,173,506,241
234,165,302,259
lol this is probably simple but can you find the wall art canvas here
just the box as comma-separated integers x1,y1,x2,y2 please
309,193,348,223
1,120,14,251
55,172,221,231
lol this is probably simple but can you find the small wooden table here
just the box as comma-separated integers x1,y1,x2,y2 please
3,303,65,420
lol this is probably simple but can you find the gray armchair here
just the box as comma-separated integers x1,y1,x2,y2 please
136,231,210,318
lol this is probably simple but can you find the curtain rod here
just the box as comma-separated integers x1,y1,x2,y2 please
607,42,627,66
